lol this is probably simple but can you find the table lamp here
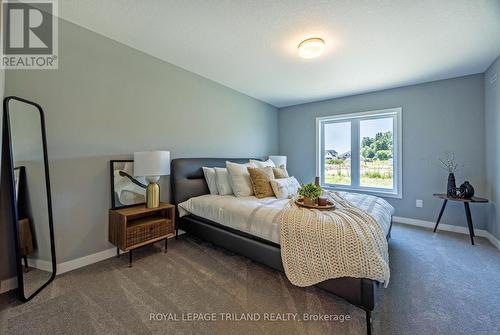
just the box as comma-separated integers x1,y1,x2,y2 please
268,155,287,168
134,151,170,208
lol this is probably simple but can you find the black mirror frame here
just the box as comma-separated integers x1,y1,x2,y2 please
2,96,57,302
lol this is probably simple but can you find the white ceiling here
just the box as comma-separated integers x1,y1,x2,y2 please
58,0,500,107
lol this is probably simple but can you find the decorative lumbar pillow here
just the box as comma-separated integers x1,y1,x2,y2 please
270,176,300,199
214,167,233,195
247,167,275,198
202,167,219,195
273,166,289,179
249,159,276,169
226,161,256,197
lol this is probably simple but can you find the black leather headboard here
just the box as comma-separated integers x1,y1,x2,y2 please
171,158,255,205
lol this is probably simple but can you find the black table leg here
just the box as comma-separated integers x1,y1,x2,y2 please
434,200,448,232
117,247,120,258
129,250,133,267
165,238,168,253
464,203,475,245
365,310,372,335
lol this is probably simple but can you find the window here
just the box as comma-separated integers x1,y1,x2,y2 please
316,108,402,198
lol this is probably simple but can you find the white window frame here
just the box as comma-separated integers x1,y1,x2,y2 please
316,107,403,199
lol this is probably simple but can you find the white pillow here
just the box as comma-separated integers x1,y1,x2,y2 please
226,161,256,197
202,167,218,195
270,177,301,199
214,167,233,195
249,159,276,169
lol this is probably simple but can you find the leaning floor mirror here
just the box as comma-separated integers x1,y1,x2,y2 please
2,96,56,301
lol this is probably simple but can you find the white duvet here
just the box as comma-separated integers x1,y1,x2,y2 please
178,191,394,245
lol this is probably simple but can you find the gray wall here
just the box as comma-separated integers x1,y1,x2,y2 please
0,0,11,281
10,100,52,263
279,75,487,229
2,18,278,279
0,53,14,282
0,70,3,100
485,55,500,239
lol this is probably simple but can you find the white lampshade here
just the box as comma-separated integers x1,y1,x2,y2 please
134,151,171,177
269,155,287,168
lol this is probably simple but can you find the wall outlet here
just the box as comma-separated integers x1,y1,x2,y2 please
416,199,423,208
491,73,497,85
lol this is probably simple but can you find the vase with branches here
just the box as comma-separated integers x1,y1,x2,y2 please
438,152,460,196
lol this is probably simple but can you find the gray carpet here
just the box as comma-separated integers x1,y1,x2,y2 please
22,268,53,298
1,223,499,335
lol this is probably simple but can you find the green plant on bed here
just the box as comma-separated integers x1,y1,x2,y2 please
298,183,322,203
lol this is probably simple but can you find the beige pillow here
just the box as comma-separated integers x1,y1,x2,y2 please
273,166,289,179
247,167,275,198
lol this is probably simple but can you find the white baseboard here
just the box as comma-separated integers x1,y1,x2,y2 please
393,216,500,249
0,232,184,294
2,221,498,295
0,248,123,294
57,231,184,275
1,248,127,294
57,247,120,275
0,276,18,294
27,258,53,272
4,221,498,295
480,230,500,249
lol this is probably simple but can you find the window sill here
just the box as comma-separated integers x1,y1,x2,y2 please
322,185,402,199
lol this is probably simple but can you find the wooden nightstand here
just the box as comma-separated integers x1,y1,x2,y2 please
109,203,175,266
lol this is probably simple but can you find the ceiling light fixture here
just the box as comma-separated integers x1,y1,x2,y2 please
298,38,325,59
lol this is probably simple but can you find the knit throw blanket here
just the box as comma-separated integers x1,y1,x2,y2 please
279,191,390,288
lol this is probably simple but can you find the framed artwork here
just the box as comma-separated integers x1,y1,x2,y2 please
110,160,147,209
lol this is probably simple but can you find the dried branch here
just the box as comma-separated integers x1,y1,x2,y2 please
437,152,460,173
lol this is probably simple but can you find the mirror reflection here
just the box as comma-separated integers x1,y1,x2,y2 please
8,99,54,299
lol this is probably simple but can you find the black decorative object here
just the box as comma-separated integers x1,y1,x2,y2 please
459,181,475,199
447,173,456,197
438,152,460,197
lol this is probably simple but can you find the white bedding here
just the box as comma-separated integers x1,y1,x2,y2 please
178,191,394,245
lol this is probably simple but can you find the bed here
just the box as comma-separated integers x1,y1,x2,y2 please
171,158,394,335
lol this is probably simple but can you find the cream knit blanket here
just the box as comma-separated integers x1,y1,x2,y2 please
279,191,390,287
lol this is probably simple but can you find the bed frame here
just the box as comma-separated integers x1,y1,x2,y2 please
171,158,391,335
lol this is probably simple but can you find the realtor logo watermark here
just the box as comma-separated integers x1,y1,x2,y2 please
1,0,58,69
